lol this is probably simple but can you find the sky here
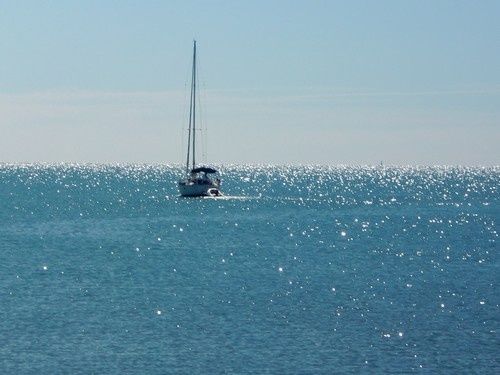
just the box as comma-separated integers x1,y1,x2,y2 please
1,0,499,165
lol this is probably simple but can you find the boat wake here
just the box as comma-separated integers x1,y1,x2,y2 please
201,195,258,200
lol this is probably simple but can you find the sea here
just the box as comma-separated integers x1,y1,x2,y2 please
0,164,498,374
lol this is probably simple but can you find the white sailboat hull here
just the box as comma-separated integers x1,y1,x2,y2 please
178,180,220,197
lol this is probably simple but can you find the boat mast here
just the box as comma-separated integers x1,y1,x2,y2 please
185,40,197,173
192,40,197,170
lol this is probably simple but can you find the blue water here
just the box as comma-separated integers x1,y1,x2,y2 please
0,164,498,374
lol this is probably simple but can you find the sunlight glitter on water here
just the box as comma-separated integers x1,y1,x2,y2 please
0,164,498,374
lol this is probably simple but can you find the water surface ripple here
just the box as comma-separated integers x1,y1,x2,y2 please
0,164,498,373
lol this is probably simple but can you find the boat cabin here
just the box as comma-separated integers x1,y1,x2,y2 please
189,167,220,185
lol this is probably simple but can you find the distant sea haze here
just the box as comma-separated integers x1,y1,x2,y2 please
1,165,498,373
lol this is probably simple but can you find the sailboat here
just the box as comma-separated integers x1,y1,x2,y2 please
178,41,222,197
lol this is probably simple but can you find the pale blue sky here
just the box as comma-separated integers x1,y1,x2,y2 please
1,1,499,164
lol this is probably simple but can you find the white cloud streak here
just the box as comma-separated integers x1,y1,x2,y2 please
0,89,498,165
